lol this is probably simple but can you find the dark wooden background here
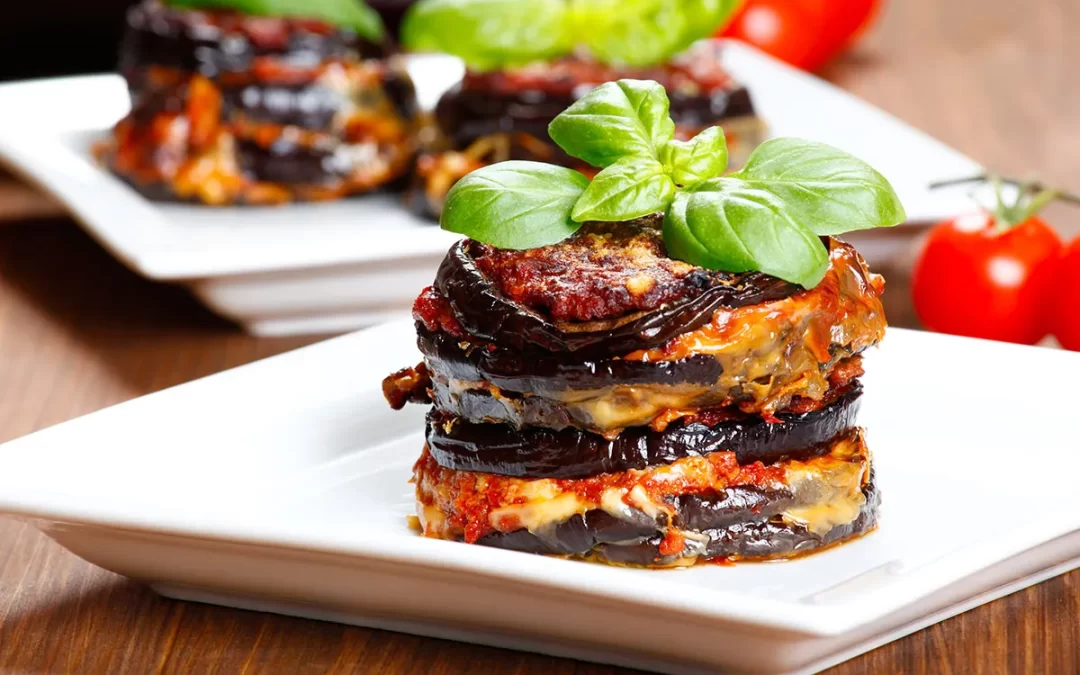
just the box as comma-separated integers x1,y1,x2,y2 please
1,0,1079,672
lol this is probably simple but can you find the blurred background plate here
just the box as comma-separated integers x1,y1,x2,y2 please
0,43,980,336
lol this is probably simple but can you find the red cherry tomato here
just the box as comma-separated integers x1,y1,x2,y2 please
911,212,1063,345
720,0,880,71
1052,238,1080,351
720,0,824,70
811,0,881,68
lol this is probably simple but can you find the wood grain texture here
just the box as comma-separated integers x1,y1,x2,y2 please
1,0,1079,672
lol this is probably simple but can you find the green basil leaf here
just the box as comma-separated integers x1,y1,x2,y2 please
663,191,740,271
441,161,590,249
548,79,674,168
168,0,384,40
402,0,573,71
398,0,742,69
661,126,729,187
571,157,676,222
674,0,744,49
573,0,687,68
665,179,831,288
732,137,907,236
572,0,742,66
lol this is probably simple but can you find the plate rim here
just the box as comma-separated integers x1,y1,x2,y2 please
2,323,1079,640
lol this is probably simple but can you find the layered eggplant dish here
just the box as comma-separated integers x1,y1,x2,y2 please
409,42,766,219
99,0,417,205
401,0,766,219
382,79,906,568
388,223,884,566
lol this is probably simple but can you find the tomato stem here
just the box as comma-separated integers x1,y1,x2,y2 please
929,173,1080,231
929,174,1080,206
990,176,1012,232
1023,187,1064,218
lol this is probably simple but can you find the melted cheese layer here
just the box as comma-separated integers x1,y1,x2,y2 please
444,355,852,433
414,430,871,549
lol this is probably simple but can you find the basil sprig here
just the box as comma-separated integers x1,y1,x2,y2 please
402,0,743,70
442,162,590,249
167,0,385,41
402,0,573,72
442,78,906,288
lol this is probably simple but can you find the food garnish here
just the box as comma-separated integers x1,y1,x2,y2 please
409,41,764,220
402,0,744,70
442,78,906,288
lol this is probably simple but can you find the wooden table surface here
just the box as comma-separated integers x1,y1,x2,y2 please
2,0,1079,672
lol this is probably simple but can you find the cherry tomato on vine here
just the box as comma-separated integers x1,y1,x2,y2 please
720,1,824,70
815,0,881,65
1052,238,1080,351
911,212,1062,345
719,0,881,72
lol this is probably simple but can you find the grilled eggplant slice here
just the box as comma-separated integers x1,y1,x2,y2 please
425,384,863,479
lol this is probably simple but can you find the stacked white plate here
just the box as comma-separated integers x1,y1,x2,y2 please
0,43,982,335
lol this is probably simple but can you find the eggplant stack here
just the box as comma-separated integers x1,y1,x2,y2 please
409,42,766,220
384,218,886,568
99,0,418,205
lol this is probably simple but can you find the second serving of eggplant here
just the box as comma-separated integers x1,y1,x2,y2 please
99,0,419,205
98,0,761,212
400,0,766,219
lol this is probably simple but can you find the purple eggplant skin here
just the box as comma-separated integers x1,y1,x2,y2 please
426,384,862,479
222,83,346,133
419,327,724,395
474,479,879,567
120,2,419,132
434,238,799,359
671,487,797,532
422,325,866,431
435,83,756,150
430,385,583,431
120,0,388,82
235,138,348,185
701,477,878,561
219,64,418,133
478,509,662,557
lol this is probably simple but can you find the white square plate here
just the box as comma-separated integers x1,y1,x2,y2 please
1,321,1079,675
0,42,981,335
